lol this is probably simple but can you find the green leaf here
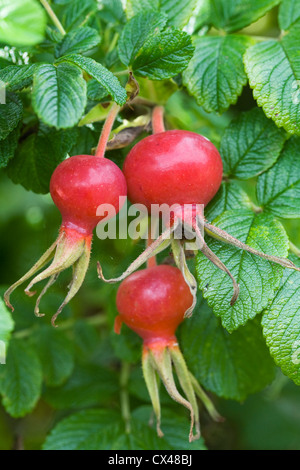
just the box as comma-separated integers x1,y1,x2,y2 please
87,79,109,101
43,408,123,450
126,0,199,29
262,255,300,385
6,125,77,193
69,125,99,156
32,63,87,129
196,210,289,332
181,298,276,400
161,0,198,29
209,0,280,33
0,64,40,92
111,324,142,363
279,0,300,31
0,299,14,362
118,11,168,67
220,107,287,179
43,363,118,409
244,27,300,135
183,35,254,114
55,27,101,58
62,0,97,31
0,124,21,169
0,93,23,141
205,181,252,221
0,0,46,46
99,0,126,25
132,29,194,80
56,54,127,105
42,405,207,450
256,137,300,218
33,326,74,386
0,338,42,417
126,0,159,18
131,406,206,450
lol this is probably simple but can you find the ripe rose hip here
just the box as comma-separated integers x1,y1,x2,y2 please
123,129,223,210
5,154,127,326
115,264,222,441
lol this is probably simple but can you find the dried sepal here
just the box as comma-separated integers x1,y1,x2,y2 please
144,343,199,442
4,226,92,326
204,221,300,272
171,238,197,318
97,221,178,283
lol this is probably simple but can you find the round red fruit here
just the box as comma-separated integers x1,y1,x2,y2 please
116,265,193,346
123,130,223,211
50,155,127,234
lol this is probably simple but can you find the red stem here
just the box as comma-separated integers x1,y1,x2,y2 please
152,106,165,134
95,102,120,157
146,225,157,268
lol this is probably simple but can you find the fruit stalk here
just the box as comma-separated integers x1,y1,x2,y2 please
40,0,66,35
95,102,121,158
152,106,166,134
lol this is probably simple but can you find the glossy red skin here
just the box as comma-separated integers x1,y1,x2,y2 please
123,130,223,211
50,155,127,235
116,265,193,346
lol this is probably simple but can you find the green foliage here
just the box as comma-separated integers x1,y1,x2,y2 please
0,0,47,46
279,0,300,30
183,35,254,114
118,12,168,67
131,29,194,80
220,107,287,179
244,26,300,135
32,63,87,129
0,93,23,141
126,0,198,29
262,255,300,385
181,297,276,400
196,210,289,332
256,137,300,218
6,125,78,193
56,55,127,105
0,65,40,92
0,0,300,451
0,299,14,346
32,325,74,386
208,0,280,33
0,338,43,417
42,406,206,450
54,27,101,58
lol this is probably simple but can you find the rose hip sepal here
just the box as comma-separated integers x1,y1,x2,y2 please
4,154,127,326
98,130,299,317
115,264,222,442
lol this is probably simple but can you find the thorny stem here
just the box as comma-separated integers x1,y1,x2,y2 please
152,106,166,134
95,102,121,157
40,0,66,36
120,361,131,434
